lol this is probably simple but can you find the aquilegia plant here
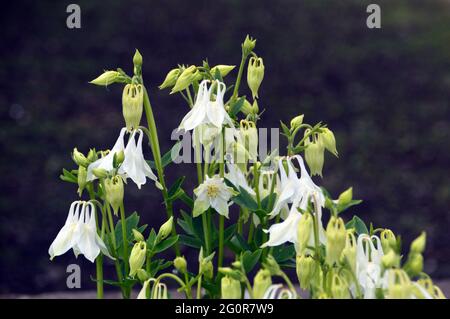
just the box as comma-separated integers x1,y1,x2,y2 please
50,36,445,299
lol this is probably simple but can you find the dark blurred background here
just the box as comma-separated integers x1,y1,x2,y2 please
0,0,449,294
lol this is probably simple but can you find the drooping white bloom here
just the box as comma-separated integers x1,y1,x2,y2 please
118,129,159,189
49,201,113,263
193,175,236,218
178,80,233,131
356,234,384,299
270,155,324,218
87,128,127,181
225,163,255,196
87,128,159,189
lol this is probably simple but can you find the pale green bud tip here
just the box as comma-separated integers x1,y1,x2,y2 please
129,241,147,277
290,115,304,129
132,229,145,242
382,249,400,268
320,128,338,157
253,269,272,299
221,276,241,299
89,70,120,86
338,187,353,206
77,166,87,197
171,65,197,94
133,49,143,67
87,148,97,162
72,148,90,167
247,57,265,99
381,229,397,253
158,216,174,240
411,232,426,254
211,65,236,77
136,269,149,282
92,168,108,179
242,35,256,55
174,256,187,274
114,150,125,166
104,176,124,215
159,68,180,89
202,261,214,280
305,138,325,177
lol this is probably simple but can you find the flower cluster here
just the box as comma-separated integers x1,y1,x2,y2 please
52,37,445,299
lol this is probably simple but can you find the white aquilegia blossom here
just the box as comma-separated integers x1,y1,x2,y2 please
178,80,233,132
48,201,113,263
193,175,236,218
87,128,159,189
225,162,255,196
356,234,384,299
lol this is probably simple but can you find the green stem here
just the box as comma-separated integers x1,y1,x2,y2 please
218,129,225,268
202,213,211,256
247,218,255,243
231,52,249,103
119,203,129,275
280,271,298,297
197,275,203,299
312,196,321,260
95,255,104,299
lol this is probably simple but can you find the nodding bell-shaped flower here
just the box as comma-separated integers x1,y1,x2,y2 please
174,256,188,274
178,80,233,132
221,276,241,299
253,269,272,299
193,175,237,218
247,56,264,99
340,231,357,273
304,132,325,177
237,120,258,161
296,254,318,290
157,216,173,241
129,241,147,277
325,216,347,266
331,274,351,299
122,84,144,132
380,229,397,253
48,201,113,263
356,234,384,299
159,68,180,90
296,212,313,254
118,129,159,189
104,175,124,215
383,269,413,299
225,162,255,196
319,128,338,157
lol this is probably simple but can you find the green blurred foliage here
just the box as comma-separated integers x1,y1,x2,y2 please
0,0,449,293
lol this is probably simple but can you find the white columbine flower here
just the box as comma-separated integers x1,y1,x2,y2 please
48,201,113,263
193,175,236,218
118,129,159,189
225,162,255,196
356,234,384,299
178,80,233,131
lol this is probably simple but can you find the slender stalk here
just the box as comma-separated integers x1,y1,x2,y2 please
231,52,249,103
197,276,203,299
95,254,104,298
218,129,225,268
119,203,129,275
202,213,211,256
312,196,321,260
247,218,255,243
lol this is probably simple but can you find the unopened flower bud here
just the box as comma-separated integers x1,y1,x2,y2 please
90,70,120,86
112,150,125,168
290,115,304,129
242,35,256,56
221,276,241,299
407,253,424,276
238,120,258,161
202,261,213,280
338,187,353,207
381,229,397,253
326,216,346,265
247,57,264,99
210,65,235,78
240,99,253,115
319,128,338,157
132,229,145,242
92,168,108,179
129,241,147,277
231,142,250,171
87,148,98,162
157,216,173,241
296,254,318,290
304,134,325,177
263,255,281,276
77,166,87,197
231,261,242,268
136,269,149,282
159,68,180,89
171,65,197,94
122,84,144,132
253,269,272,299
133,49,143,68
72,148,89,167
174,256,187,274
331,274,350,299
104,176,124,215
411,232,426,254
340,231,357,272
385,269,412,299
296,212,313,254
382,249,400,269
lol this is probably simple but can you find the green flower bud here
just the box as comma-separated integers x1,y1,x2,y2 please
253,269,272,299
171,65,197,94
133,49,143,68
319,128,338,157
304,134,325,177
411,232,426,254
331,274,350,299
202,260,214,280
159,68,181,89
296,254,318,290
104,176,124,215
340,231,357,273
129,241,147,277
242,35,256,56
221,276,241,299
72,148,89,167
407,253,424,276
381,229,397,253
87,148,98,162
77,166,87,197
157,216,173,241
247,57,264,99
296,212,313,254
90,70,120,86
113,150,125,168
231,142,250,172
210,65,235,77
231,261,242,268
132,229,145,242
240,99,259,115
92,168,108,179
136,269,149,282
382,249,400,269
337,187,353,207
326,217,346,266
122,84,144,132
290,115,304,129
239,120,258,161
385,269,412,299
174,256,187,274
263,255,281,276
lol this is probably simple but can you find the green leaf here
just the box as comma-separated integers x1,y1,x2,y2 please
261,194,276,213
60,168,77,183
241,249,262,273
179,235,202,249
179,192,194,208
115,212,140,252
346,215,369,235
168,176,185,198
337,199,363,214
227,234,250,254
153,235,179,253
233,187,258,211
280,121,290,137
230,96,245,117
213,67,223,82
272,244,296,263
